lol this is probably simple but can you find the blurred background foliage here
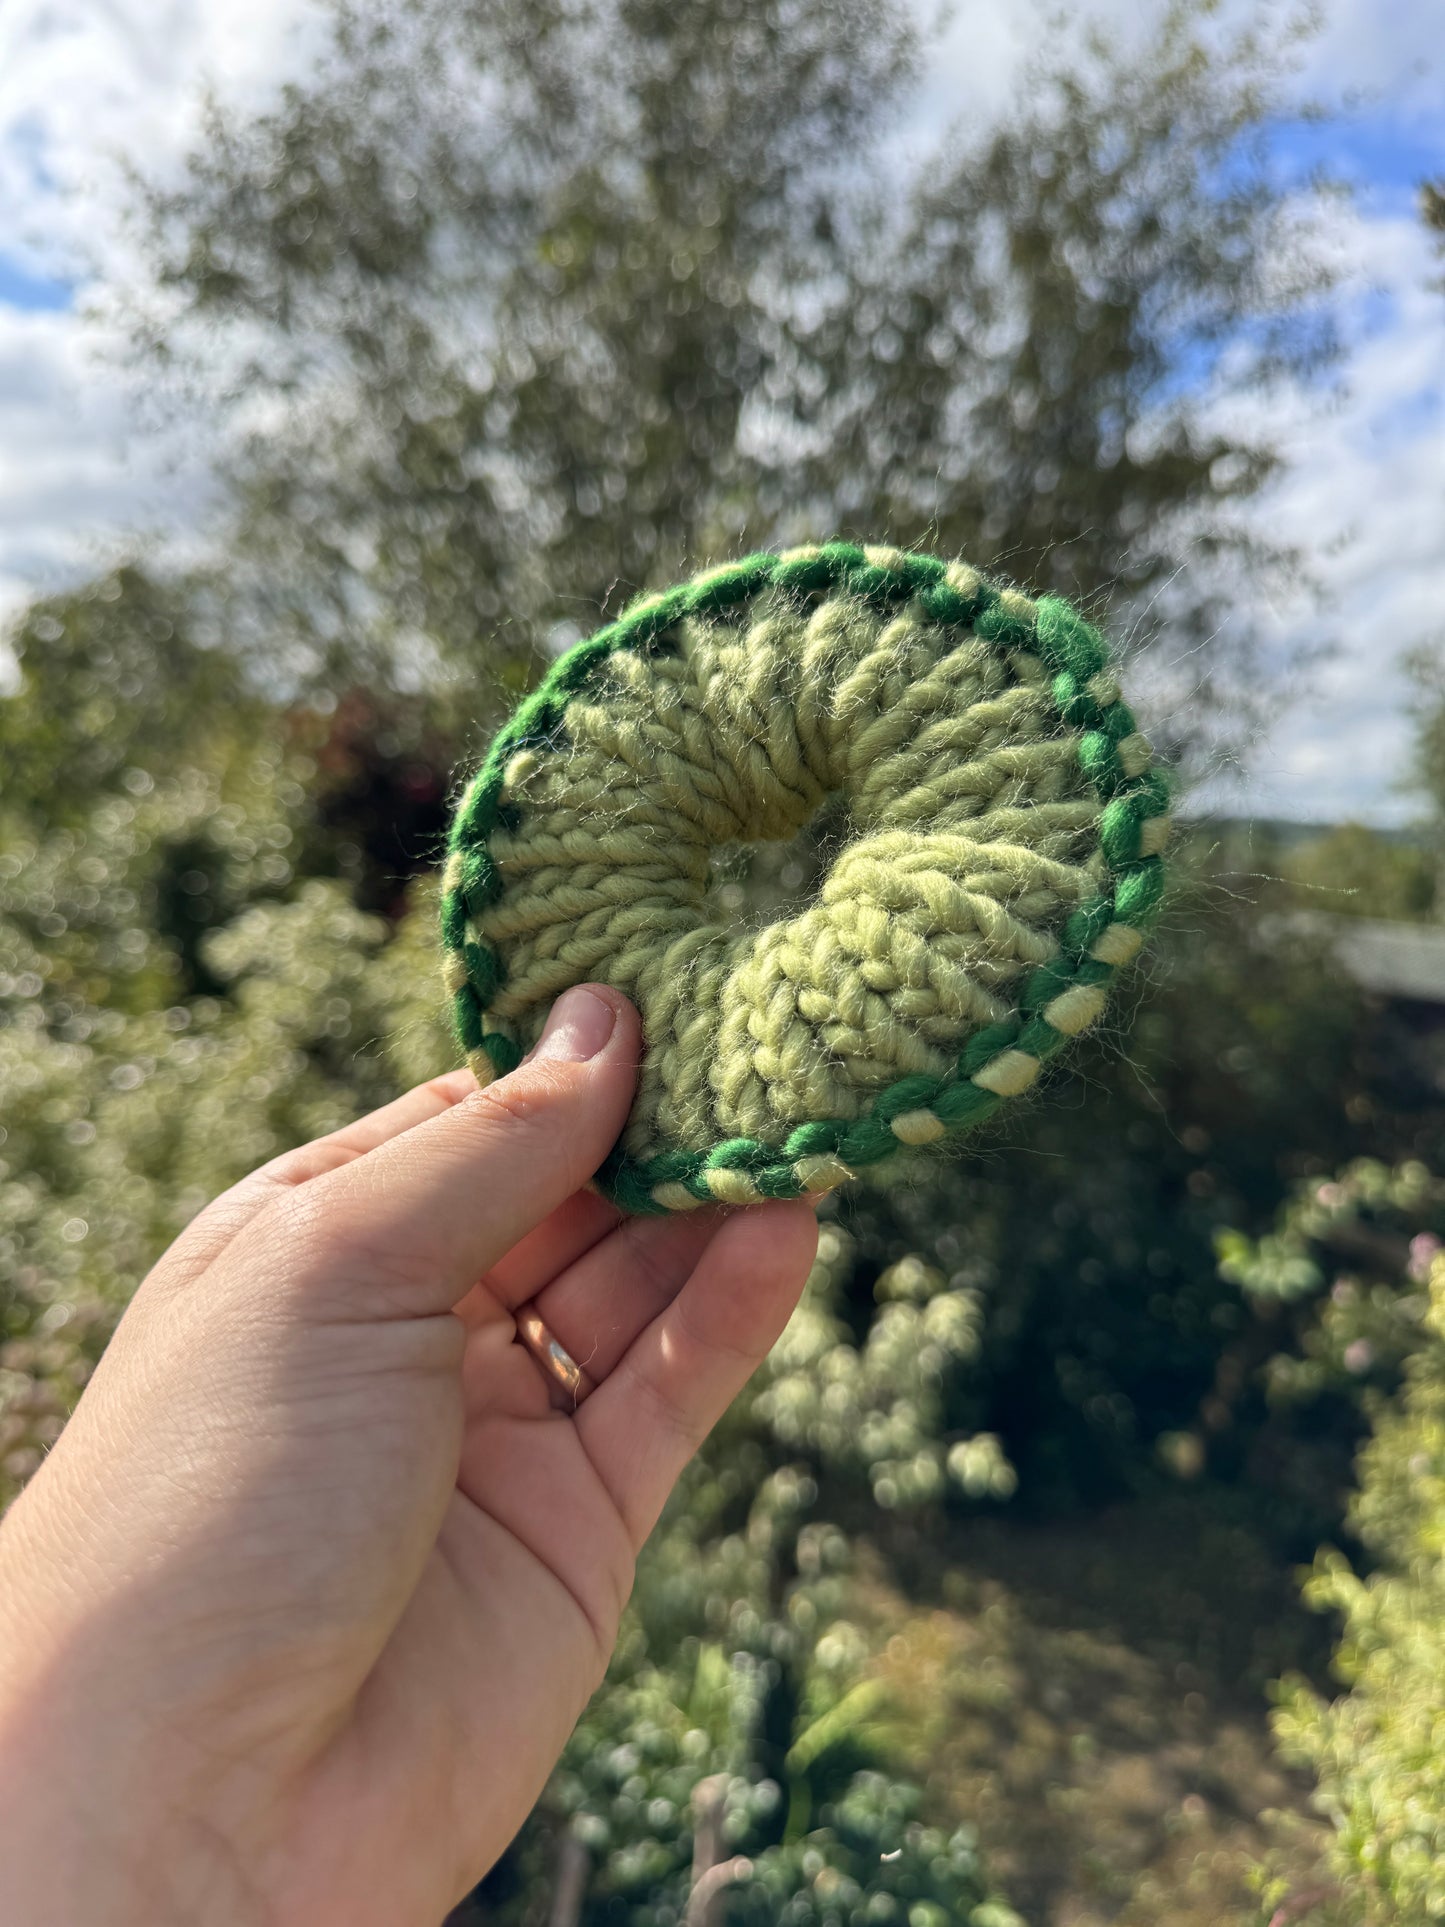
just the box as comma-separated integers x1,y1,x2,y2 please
6,0,1445,1919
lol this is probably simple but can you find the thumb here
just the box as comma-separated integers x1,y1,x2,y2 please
258,985,643,1319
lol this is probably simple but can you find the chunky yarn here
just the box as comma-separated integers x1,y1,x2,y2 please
440,543,1169,1213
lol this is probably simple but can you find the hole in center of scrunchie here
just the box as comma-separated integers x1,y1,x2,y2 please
706,792,855,933
478,588,1105,1165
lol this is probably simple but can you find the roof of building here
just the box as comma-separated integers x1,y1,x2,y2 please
1290,914,1445,1005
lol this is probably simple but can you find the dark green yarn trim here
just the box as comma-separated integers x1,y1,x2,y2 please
482,1031,522,1077
440,548,1170,1212
874,1073,946,1122
959,1020,1022,1075
933,1081,1002,1129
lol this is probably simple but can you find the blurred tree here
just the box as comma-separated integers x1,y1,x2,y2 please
135,0,918,692
128,0,1338,747
0,569,248,829
486,1466,1012,1925
791,5,1340,727
1279,823,1435,922
1401,644,1445,861
1225,1161,1445,1925
1393,183,1445,883
0,0,1399,1916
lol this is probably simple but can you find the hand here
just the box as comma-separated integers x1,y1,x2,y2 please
0,986,818,1927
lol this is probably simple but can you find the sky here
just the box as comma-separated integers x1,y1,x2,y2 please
0,0,1442,824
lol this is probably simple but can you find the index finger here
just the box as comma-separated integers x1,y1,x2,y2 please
152,1067,482,1294
256,986,644,1321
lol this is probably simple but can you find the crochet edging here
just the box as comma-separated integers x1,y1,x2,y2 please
439,542,1170,1214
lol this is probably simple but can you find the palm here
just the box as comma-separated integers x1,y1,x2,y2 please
275,1190,816,1925
0,1012,816,1927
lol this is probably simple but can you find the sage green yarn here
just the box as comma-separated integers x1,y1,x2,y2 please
439,543,1170,1214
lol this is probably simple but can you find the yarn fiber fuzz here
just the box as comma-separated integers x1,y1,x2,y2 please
440,543,1169,1214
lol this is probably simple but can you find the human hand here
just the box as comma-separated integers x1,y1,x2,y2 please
0,986,818,1927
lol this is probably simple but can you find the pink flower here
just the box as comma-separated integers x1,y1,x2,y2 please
1408,1233,1441,1284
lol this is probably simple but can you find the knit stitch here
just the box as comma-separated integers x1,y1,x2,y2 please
440,543,1169,1213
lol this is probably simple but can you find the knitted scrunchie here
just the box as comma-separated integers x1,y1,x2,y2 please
440,543,1169,1214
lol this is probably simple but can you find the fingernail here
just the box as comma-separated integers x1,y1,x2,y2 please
531,986,619,1064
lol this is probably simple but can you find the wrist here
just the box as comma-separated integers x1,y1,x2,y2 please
0,1517,270,1927
0,1648,274,1927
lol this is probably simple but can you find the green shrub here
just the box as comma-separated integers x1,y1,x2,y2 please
498,1467,1012,1926
1270,1248,1445,1923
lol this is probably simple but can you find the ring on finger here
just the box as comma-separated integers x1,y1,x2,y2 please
513,1301,598,1409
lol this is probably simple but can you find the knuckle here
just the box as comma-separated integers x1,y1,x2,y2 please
248,1183,413,1316
423,1066,478,1105
265,1179,332,1246
618,1220,681,1311
633,1359,707,1455
468,1061,570,1132
251,1145,316,1187
459,1065,595,1183
254,1181,357,1282
675,1288,762,1373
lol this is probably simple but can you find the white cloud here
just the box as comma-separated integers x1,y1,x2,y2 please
1297,0,1440,126
0,0,329,278
0,0,327,627
1198,204,1445,823
0,301,220,620
0,0,1442,825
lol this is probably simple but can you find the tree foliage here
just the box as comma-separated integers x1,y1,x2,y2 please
1,0,1417,1919
1277,823,1436,923
130,0,1338,733
1225,1162,1445,1925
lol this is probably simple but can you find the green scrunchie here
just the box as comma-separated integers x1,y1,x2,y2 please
440,543,1169,1214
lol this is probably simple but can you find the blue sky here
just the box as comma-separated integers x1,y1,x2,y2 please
1269,114,1442,206
0,254,70,311
0,0,1442,823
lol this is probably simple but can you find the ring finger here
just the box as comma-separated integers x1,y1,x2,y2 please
461,1206,727,1413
